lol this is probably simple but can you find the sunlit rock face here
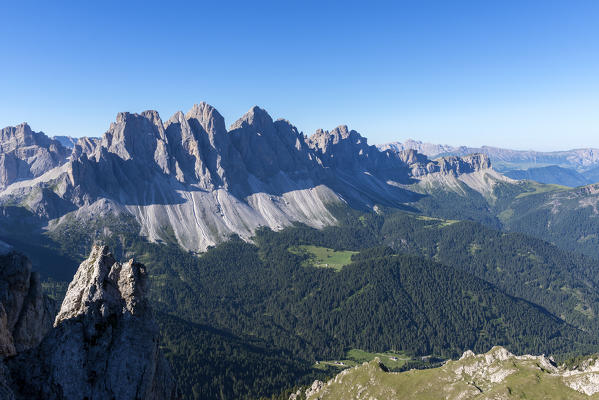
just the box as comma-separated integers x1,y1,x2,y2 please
0,123,70,189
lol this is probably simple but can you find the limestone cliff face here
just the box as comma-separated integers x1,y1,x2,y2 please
0,241,56,357
9,245,178,400
308,125,407,176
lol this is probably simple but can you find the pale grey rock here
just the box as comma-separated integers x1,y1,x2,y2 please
379,139,457,158
71,136,101,159
52,136,78,149
0,123,70,189
435,153,491,176
9,245,177,400
305,380,324,398
54,245,147,325
229,106,318,185
379,140,599,171
308,125,405,174
381,140,599,186
165,102,237,189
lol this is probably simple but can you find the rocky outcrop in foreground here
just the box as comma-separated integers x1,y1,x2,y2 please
302,346,599,399
6,245,177,400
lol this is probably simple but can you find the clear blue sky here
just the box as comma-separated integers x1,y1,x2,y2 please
1,0,598,150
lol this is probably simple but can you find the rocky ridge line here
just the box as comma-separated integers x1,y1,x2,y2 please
301,346,599,399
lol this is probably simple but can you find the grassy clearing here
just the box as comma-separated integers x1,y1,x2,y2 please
416,215,458,228
289,245,357,271
515,181,569,198
315,349,411,370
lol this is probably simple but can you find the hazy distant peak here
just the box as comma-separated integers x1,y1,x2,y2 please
0,122,70,188
53,135,78,149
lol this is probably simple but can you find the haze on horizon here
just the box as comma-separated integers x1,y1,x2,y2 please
1,0,598,151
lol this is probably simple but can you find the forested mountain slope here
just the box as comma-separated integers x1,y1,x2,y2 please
27,205,599,399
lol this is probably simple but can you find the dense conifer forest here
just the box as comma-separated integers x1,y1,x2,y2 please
35,206,599,399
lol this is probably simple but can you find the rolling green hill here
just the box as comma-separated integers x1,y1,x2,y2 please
407,177,599,260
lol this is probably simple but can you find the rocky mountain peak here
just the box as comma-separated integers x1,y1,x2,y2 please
230,105,273,131
307,125,406,177
54,245,148,326
184,102,227,138
308,125,368,154
436,153,491,175
99,111,169,175
396,148,429,165
0,123,32,148
0,123,70,189
330,125,354,140
0,123,59,152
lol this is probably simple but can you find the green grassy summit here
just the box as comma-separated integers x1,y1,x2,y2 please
305,347,599,399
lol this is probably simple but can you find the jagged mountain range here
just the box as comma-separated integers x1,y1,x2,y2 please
380,139,599,187
0,103,500,252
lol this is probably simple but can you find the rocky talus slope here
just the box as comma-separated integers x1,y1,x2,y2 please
300,346,599,399
1,244,177,400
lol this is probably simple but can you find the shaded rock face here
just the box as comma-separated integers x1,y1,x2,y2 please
52,136,78,149
9,245,177,400
0,123,70,189
229,106,318,184
308,125,406,175
431,153,491,176
71,136,101,159
0,243,56,357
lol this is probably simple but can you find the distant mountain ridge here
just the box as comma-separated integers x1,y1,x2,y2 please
380,139,599,186
0,123,70,188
